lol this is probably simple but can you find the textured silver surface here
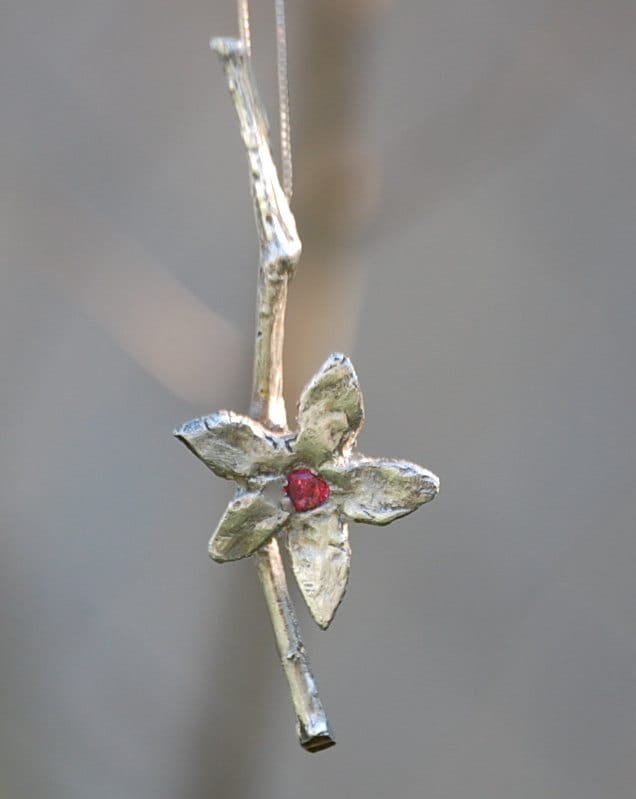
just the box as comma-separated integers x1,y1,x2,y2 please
254,539,335,751
176,411,290,480
286,512,350,631
176,352,439,625
208,492,289,562
294,352,364,464
325,456,440,525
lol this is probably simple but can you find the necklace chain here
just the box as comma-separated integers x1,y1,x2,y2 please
237,0,293,201
275,0,293,201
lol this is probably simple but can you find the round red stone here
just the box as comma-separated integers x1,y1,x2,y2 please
284,469,330,512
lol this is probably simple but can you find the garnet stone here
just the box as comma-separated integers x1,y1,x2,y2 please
284,469,330,512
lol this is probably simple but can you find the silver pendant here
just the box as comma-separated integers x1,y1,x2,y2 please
175,37,439,752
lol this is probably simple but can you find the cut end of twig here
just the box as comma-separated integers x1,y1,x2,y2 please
297,713,336,752
210,36,245,59
300,730,337,753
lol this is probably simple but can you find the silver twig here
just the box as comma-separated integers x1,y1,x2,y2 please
211,37,335,752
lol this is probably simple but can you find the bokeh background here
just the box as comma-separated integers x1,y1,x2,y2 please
2,1,636,797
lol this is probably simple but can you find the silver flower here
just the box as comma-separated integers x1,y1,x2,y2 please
175,354,439,629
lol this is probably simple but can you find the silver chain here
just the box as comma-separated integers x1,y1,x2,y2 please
237,0,293,200
274,0,293,200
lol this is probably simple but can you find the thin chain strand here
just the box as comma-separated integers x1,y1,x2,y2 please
275,0,293,200
237,0,292,200
237,0,252,56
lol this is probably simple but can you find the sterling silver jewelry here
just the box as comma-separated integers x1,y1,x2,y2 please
174,4,439,752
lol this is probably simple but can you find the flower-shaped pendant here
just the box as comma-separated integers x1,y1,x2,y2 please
175,36,440,749
176,353,439,629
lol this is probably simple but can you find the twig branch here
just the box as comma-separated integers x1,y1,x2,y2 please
211,37,335,752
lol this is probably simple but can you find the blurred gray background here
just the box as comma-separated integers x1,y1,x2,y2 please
2,1,636,797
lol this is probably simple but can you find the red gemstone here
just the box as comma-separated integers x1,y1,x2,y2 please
284,469,330,512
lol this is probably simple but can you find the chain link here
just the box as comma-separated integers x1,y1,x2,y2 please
237,0,292,200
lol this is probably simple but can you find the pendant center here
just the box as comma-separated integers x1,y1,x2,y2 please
284,469,330,512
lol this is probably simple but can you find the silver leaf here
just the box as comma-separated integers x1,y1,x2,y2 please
286,510,350,629
175,411,290,480
337,457,440,525
294,354,364,466
209,492,289,562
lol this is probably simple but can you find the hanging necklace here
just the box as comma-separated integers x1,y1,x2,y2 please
175,1,439,752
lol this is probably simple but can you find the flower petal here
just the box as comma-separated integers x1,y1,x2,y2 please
209,492,289,562
175,411,290,480
336,457,440,525
294,353,364,466
286,510,350,629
